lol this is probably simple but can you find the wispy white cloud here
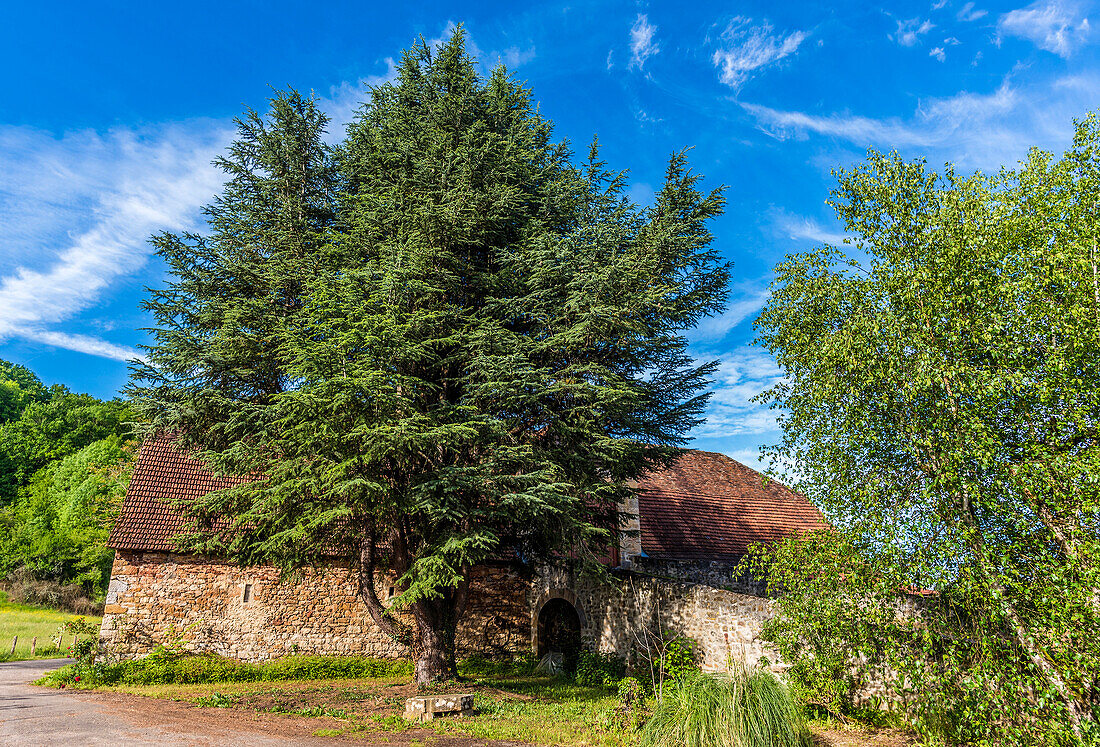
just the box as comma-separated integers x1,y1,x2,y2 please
893,18,935,47
711,17,808,89
998,0,1090,57
0,122,231,361
739,75,1092,169
692,347,784,438
772,209,851,246
957,2,989,21
509,46,538,66
742,102,939,147
629,14,659,71
930,46,947,60
692,278,771,342
27,330,144,362
322,58,399,138
0,63,412,362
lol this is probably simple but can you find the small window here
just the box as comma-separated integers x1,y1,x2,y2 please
387,586,396,599
243,583,253,603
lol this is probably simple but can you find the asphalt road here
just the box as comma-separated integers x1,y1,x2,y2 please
0,659,336,746
0,659,521,746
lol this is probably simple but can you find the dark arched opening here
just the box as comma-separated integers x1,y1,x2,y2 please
536,597,582,658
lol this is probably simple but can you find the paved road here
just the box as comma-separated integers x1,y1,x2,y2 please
0,659,339,746
0,660,516,746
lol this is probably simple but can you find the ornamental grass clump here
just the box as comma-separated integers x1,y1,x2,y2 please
640,665,809,747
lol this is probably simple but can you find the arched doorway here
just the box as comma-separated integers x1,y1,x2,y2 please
536,597,582,658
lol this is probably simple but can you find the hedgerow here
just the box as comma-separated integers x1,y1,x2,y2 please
37,651,412,687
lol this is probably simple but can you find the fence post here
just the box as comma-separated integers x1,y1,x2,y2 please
9,636,15,655
31,637,36,656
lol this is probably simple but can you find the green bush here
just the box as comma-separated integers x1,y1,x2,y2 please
260,654,411,681
661,636,701,682
573,649,625,687
37,653,413,687
458,652,538,677
640,666,809,747
35,663,79,687
615,676,649,731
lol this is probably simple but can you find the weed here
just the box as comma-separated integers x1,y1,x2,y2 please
193,692,238,708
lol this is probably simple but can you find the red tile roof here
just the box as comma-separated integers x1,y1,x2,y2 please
634,450,827,560
108,437,252,552
110,439,826,558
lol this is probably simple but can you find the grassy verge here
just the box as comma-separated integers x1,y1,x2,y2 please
0,593,99,661
54,662,630,746
33,655,914,746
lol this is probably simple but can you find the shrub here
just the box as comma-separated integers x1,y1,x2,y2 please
7,568,101,615
259,655,411,681
458,652,538,677
640,666,809,747
170,654,258,684
573,649,626,687
661,636,700,682
38,653,413,687
615,676,649,731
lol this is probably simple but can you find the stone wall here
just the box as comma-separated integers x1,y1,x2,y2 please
531,565,777,672
100,551,530,661
631,557,766,597
101,550,780,672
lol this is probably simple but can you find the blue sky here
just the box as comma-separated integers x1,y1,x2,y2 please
1,0,1096,466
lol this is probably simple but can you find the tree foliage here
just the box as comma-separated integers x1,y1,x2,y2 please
128,29,729,684
0,435,135,594
752,116,1100,745
0,358,135,597
0,363,133,506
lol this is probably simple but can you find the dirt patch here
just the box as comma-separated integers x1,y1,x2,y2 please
214,679,537,719
63,687,524,745
810,724,916,747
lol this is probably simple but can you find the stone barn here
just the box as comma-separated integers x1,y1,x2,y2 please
100,438,826,670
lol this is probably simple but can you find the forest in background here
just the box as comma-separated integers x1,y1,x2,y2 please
0,358,134,611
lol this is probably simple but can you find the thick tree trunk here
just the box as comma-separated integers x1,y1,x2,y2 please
412,599,459,686
414,623,456,686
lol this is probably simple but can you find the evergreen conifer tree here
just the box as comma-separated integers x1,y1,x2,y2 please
130,29,729,684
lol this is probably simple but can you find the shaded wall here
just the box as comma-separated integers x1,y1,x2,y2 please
531,564,777,672
100,551,530,662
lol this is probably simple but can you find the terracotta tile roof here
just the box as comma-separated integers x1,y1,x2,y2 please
111,439,825,558
108,437,252,551
633,450,827,561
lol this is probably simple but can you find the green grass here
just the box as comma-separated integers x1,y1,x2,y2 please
47,660,631,746
640,667,810,747
31,654,902,746
424,681,625,745
0,593,98,661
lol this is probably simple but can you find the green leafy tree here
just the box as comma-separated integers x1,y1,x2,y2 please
0,375,132,505
129,30,729,684
0,360,49,422
753,117,1100,744
0,435,134,594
